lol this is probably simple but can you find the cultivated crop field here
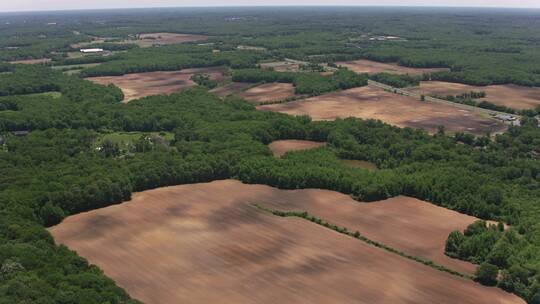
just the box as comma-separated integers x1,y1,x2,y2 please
49,180,523,304
336,59,449,75
239,83,297,103
406,81,540,110
258,86,506,135
268,139,326,157
86,67,227,102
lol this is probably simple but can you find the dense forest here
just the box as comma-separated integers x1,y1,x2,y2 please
2,7,540,304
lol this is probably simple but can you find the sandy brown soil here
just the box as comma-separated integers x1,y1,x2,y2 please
209,82,251,98
406,81,540,110
257,86,506,135
336,59,449,75
49,180,523,304
342,159,378,171
9,58,51,65
138,32,209,47
86,67,227,102
239,83,297,103
268,140,326,157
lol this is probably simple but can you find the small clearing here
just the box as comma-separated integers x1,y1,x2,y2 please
336,59,449,75
9,58,51,65
239,83,297,104
268,140,326,157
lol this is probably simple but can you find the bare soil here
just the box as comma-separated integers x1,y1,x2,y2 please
257,86,506,135
406,81,540,110
268,140,326,157
336,59,449,75
49,180,523,304
9,58,51,65
210,82,251,98
86,67,227,102
239,83,297,103
138,32,209,47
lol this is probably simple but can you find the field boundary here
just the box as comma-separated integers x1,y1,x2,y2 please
253,203,474,280
367,80,521,121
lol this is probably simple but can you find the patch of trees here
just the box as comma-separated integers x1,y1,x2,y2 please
232,68,367,96
0,65,123,103
369,73,421,88
190,73,218,89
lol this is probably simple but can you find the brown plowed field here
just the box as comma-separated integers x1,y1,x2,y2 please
268,140,326,157
86,67,227,102
239,83,297,103
257,86,506,135
406,81,540,110
210,82,251,98
50,180,524,304
336,59,449,75
138,32,209,46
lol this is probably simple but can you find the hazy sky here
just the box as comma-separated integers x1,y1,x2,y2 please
1,0,540,12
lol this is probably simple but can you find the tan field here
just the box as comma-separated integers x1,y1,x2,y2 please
239,83,297,103
342,159,378,171
137,32,209,47
268,139,326,157
86,67,227,102
336,59,449,75
9,58,51,65
209,82,251,98
257,86,506,135
406,81,540,110
49,180,523,304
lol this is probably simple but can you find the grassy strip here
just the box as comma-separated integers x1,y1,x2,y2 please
253,203,473,280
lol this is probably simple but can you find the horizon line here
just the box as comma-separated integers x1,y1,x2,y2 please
2,5,540,14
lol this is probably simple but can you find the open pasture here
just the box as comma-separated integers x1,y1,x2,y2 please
336,59,449,75
268,140,326,157
257,86,506,135
239,83,297,104
406,81,540,110
86,66,227,102
49,180,523,304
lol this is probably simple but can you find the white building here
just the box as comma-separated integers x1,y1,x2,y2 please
80,48,104,54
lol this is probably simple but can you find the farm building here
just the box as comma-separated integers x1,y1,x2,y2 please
80,48,104,53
